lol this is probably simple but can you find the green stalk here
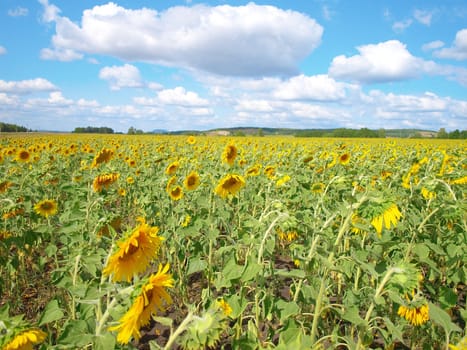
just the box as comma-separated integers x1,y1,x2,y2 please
310,196,366,345
163,311,194,350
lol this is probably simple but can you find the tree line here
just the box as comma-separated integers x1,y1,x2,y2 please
0,122,30,132
72,126,114,134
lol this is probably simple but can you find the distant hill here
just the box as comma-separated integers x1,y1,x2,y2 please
162,127,439,138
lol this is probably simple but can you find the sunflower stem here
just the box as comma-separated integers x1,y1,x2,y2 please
163,311,194,350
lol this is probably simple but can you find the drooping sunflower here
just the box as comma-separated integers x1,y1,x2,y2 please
370,203,402,237
3,328,47,350
449,336,467,350
245,164,261,177
0,181,13,193
165,161,180,175
109,264,174,344
103,219,163,282
92,173,119,192
183,171,200,191
264,165,276,179
215,174,245,198
421,187,436,200
397,303,429,326
91,148,114,168
15,149,31,163
222,144,237,166
450,176,467,185
168,185,183,201
34,199,58,218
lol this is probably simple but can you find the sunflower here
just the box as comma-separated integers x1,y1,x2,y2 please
215,174,245,198
449,336,467,350
187,135,196,144
3,208,25,220
245,164,261,177
166,176,177,193
370,203,402,237
103,219,163,282
421,187,436,200
183,171,200,191
92,173,119,192
338,153,351,165
216,298,233,317
222,144,237,166
450,176,467,185
168,185,183,201
15,149,31,163
3,328,47,350
109,264,174,344
276,175,291,187
397,303,429,326
311,182,325,194
34,199,58,218
0,181,13,193
165,161,180,175
91,148,114,168
264,165,276,179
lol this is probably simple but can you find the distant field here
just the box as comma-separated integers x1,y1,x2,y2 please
1,134,466,349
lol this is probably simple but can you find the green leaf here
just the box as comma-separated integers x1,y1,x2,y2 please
341,306,365,326
187,257,207,275
38,299,64,326
276,300,300,323
439,287,458,309
429,302,461,334
241,260,262,282
93,333,116,350
275,269,306,279
413,243,430,259
57,320,93,347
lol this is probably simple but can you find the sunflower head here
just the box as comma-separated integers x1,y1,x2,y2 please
34,199,58,218
339,153,351,165
222,144,238,166
183,171,200,191
165,161,180,175
168,186,183,201
15,149,31,163
215,174,245,199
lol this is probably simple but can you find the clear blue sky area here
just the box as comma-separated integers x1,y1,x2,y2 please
0,0,466,132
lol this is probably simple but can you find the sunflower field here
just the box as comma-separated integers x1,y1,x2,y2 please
0,133,466,349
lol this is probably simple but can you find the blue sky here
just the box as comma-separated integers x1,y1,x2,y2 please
0,0,466,132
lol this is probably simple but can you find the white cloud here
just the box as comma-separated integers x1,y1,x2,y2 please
422,40,444,51
38,0,60,22
328,40,435,84
414,9,434,26
0,78,58,94
99,64,144,90
0,46,6,55
40,48,83,61
0,93,19,105
8,7,29,17
273,74,347,101
40,2,323,76
392,19,412,33
434,28,467,60
158,87,209,106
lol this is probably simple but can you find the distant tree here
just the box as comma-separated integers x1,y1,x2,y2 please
437,128,448,139
0,122,29,132
127,126,143,135
449,129,460,139
72,126,114,134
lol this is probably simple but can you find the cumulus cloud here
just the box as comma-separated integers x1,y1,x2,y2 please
99,64,144,90
433,28,467,60
0,46,6,55
273,74,347,101
0,78,58,94
135,86,209,107
328,40,436,84
39,2,323,76
8,7,29,17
